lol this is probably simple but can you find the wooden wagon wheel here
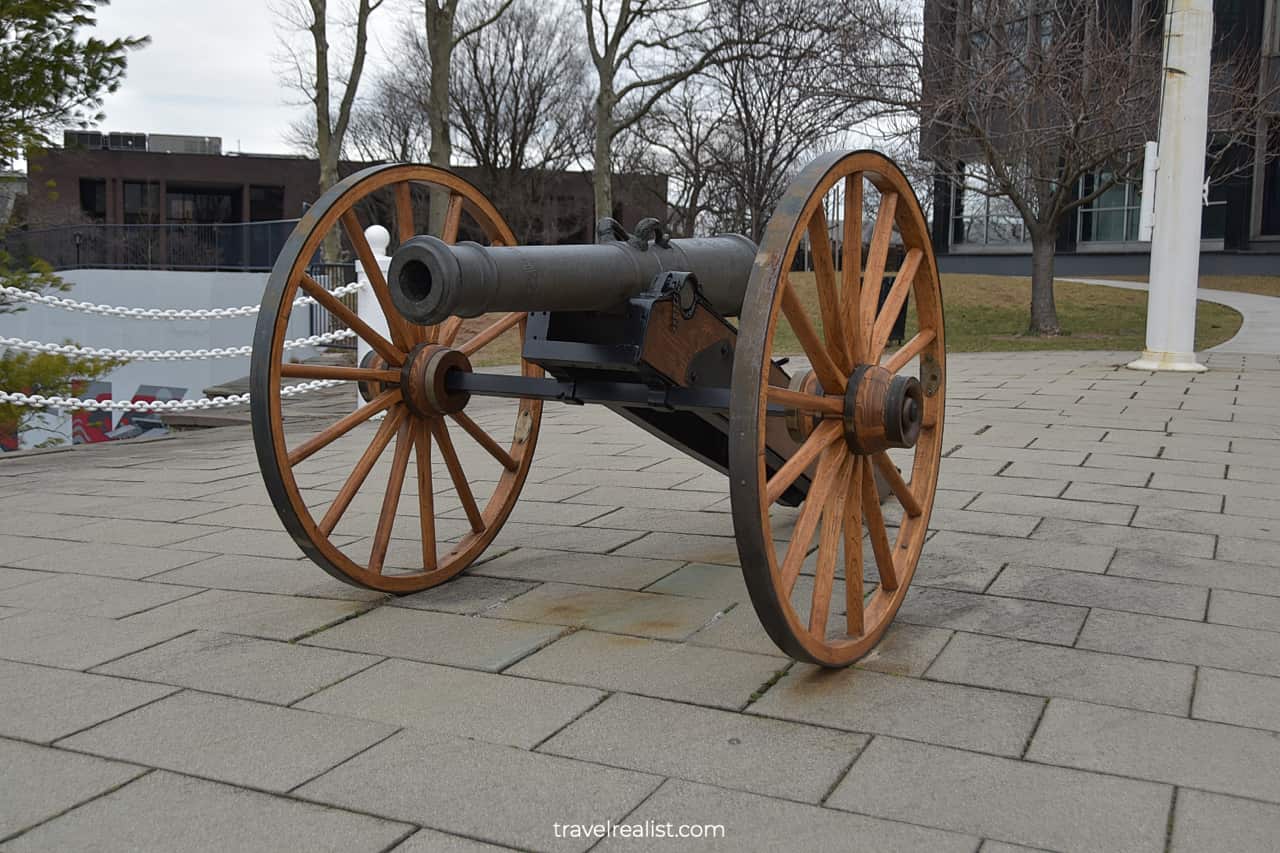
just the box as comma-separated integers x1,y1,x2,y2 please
250,164,542,593
729,150,946,667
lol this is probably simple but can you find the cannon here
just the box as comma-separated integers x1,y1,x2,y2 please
251,150,946,667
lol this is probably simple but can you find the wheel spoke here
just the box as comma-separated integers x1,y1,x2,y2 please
861,461,898,591
442,192,463,243
298,273,403,366
439,316,465,346
342,210,409,350
414,421,438,572
279,364,400,383
459,311,524,357
766,419,841,505
288,387,402,467
780,444,845,595
808,207,849,373
450,409,518,471
369,417,414,573
844,456,865,636
781,281,846,394
766,385,844,417
857,192,899,357
809,455,853,637
318,406,406,536
430,417,484,533
394,183,431,346
869,248,921,363
841,174,864,366
883,329,937,375
872,451,922,517
395,182,416,244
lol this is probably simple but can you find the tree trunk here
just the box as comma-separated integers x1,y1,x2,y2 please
426,6,454,234
592,81,615,228
311,1,341,262
1028,230,1061,335
318,145,342,261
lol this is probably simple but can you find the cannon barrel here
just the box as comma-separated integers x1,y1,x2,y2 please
387,233,758,327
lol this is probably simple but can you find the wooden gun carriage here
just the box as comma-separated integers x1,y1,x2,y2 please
251,150,945,667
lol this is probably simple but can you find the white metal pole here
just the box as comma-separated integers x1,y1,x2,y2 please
1128,0,1213,373
355,225,393,409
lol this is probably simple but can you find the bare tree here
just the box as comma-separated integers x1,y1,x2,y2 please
274,0,385,194
919,0,1273,334
419,0,515,228
347,73,432,163
633,79,726,236
703,0,850,242
580,0,745,225
449,0,592,241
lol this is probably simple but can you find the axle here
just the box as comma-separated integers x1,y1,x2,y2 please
386,231,758,327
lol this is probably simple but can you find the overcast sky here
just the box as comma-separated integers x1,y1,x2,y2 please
91,0,406,155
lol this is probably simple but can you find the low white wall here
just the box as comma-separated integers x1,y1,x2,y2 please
3,268,317,447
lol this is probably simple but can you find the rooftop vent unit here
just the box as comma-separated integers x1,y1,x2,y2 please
63,130,104,150
106,132,147,151
148,134,222,156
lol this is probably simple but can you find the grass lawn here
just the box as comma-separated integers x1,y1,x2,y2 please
777,272,1242,355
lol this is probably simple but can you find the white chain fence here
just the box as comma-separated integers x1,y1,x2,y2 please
1,278,365,414
0,328,356,361
0,280,363,320
0,379,344,412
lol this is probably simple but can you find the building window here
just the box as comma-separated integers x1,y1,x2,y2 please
122,181,160,224
78,178,106,221
1078,173,1141,242
166,185,238,224
249,185,284,222
1271,0,1280,54
1262,120,1280,235
950,167,1029,246
1200,179,1229,240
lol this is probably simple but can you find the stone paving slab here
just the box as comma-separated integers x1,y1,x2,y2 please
0,738,147,842
597,779,979,852
93,631,380,705
1191,667,1280,732
925,632,1195,715
1027,698,1280,803
295,730,661,853
0,574,198,619
749,666,1043,756
1169,789,1280,853
0,770,414,853
2,350,1280,849
297,657,604,748
0,609,189,670
830,736,1172,853
302,605,566,672
538,693,865,802
0,659,176,743
121,588,374,642
59,691,398,793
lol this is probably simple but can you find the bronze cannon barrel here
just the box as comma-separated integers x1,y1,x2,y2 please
386,233,759,327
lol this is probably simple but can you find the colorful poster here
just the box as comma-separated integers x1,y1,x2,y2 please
71,380,113,445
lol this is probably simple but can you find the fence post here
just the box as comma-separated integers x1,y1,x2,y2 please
355,224,393,410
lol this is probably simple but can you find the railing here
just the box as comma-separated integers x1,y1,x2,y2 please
2,220,301,272
308,262,359,349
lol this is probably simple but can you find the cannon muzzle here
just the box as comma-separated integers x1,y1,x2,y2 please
387,232,758,326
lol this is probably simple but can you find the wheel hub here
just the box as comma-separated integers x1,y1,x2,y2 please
785,370,824,443
400,343,472,417
842,364,923,455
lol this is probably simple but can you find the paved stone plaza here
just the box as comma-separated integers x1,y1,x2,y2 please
1,349,1279,851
